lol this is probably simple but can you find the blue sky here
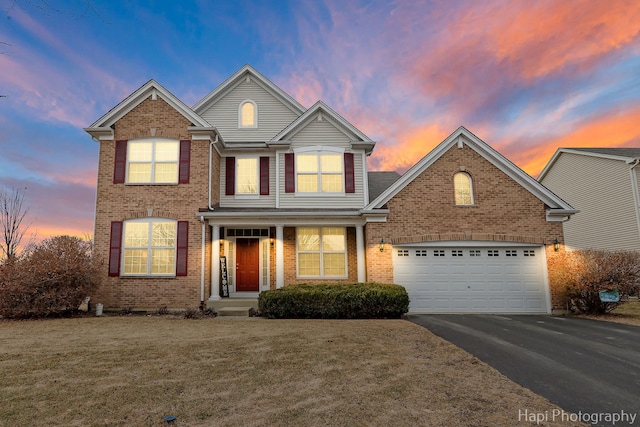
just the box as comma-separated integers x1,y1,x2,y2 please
1,0,640,239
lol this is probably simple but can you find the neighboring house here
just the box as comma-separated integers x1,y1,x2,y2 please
85,65,576,314
539,148,640,252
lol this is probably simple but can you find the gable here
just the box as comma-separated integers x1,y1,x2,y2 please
197,74,301,142
85,80,211,141
366,127,576,221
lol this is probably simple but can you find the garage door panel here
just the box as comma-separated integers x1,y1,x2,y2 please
394,245,548,313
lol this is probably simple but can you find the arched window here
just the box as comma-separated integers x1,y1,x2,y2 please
239,100,257,128
454,172,474,205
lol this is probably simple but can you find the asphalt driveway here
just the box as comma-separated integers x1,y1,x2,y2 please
407,314,640,426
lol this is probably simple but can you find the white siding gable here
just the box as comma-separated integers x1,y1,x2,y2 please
541,152,640,251
199,77,300,142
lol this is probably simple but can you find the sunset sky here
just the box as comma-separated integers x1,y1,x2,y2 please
1,0,640,240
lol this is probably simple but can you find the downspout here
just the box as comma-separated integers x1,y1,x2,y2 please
199,215,206,308
628,158,640,245
209,134,219,211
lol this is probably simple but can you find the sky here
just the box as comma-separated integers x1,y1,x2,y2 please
1,0,640,241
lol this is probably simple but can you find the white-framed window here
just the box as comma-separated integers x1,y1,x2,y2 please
127,139,179,184
297,227,347,277
236,157,258,195
297,153,343,193
238,100,257,128
454,172,474,205
123,219,177,276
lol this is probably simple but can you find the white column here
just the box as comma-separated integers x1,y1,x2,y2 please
356,225,366,283
209,224,221,301
276,225,285,289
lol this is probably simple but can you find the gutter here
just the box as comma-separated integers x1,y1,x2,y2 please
628,158,640,244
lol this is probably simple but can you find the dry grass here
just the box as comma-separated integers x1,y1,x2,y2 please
581,298,640,326
0,316,579,427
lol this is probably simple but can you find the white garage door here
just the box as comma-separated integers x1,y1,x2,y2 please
393,244,549,313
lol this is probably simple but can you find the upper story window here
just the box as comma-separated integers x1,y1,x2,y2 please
454,172,474,205
123,219,177,276
297,153,343,193
237,158,258,195
239,100,257,128
127,139,179,184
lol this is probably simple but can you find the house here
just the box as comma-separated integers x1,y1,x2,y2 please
85,65,576,314
539,148,640,252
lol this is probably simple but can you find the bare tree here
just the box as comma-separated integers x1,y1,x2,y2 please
0,187,33,260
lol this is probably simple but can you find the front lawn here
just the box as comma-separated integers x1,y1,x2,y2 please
0,316,577,426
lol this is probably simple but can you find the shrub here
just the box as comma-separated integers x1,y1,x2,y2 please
0,236,100,318
549,250,640,314
258,282,409,319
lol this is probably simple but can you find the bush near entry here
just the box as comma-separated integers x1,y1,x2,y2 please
258,282,409,319
0,236,100,318
548,249,640,314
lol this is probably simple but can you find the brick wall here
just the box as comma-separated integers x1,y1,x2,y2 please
365,143,566,310
93,97,218,309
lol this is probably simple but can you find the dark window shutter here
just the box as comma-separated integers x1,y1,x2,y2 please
260,156,269,195
285,153,295,193
344,152,355,193
176,221,188,276
179,140,191,184
225,157,235,195
113,140,127,184
108,221,123,277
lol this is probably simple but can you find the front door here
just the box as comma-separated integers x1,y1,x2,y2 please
236,238,260,292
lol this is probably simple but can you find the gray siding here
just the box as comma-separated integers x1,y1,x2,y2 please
541,153,640,251
199,78,300,142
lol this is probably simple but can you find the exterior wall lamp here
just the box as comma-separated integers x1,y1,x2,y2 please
379,238,385,252
553,238,560,252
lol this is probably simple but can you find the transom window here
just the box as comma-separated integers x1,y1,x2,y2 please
297,153,343,193
127,139,179,184
297,227,346,277
236,158,258,194
123,219,176,275
239,100,257,128
454,172,474,205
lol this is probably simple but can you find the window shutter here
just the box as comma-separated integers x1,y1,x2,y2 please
176,221,189,276
344,152,355,193
108,221,123,277
285,153,295,193
225,157,235,195
260,156,269,195
113,140,127,184
179,140,191,184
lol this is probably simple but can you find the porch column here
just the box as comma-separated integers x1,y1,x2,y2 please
209,224,221,300
276,224,284,289
356,225,366,283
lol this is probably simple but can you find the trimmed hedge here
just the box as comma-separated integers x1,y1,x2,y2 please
258,282,409,319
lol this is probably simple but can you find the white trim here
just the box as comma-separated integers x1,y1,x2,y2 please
395,241,545,248
238,99,258,129
209,225,221,301
365,127,577,217
356,225,366,282
539,148,640,181
192,64,305,115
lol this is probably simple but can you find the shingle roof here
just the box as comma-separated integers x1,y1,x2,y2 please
569,148,640,158
368,171,401,202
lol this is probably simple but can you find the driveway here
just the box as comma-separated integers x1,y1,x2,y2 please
407,314,640,426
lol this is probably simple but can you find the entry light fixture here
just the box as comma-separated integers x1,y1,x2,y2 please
553,238,560,252
379,238,385,252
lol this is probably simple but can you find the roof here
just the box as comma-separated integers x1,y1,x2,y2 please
367,171,401,201
538,148,640,181
364,126,577,221
192,65,305,116
269,101,376,154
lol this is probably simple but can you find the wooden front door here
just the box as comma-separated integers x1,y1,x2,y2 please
236,238,260,292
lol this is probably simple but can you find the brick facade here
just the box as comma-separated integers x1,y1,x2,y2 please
93,97,217,309
364,143,566,310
